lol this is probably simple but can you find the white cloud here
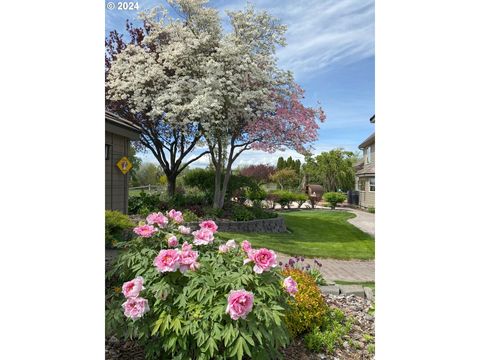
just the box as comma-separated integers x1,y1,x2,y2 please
216,0,374,78
107,0,374,78
274,0,374,77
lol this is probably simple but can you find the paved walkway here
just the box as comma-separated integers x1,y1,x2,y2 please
277,253,374,282
346,209,375,237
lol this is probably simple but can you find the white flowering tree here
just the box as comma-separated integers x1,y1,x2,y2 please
106,0,325,206
199,6,325,208
106,1,220,196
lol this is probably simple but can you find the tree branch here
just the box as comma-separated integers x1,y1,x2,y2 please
178,151,210,173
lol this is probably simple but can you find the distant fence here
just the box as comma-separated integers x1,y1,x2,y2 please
129,185,166,194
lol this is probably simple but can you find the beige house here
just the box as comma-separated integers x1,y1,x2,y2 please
355,115,375,209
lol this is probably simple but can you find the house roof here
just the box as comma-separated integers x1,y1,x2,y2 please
358,133,375,149
354,159,364,170
105,110,142,133
356,162,375,176
370,115,375,123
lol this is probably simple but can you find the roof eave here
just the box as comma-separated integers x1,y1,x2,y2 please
358,133,375,149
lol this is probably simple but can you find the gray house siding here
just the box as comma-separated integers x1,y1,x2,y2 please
105,131,130,213
105,111,141,214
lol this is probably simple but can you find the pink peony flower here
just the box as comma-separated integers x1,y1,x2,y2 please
192,228,214,245
167,209,184,223
178,225,191,235
241,240,252,252
219,240,237,253
244,248,277,274
133,224,157,238
181,242,193,251
219,244,229,253
153,249,180,272
178,246,200,273
167,235,179,247
122,276,144,298
226,239,237,249
122,297,149,320
146,212,168,228
199,220,218,233
283,276,298,296
225,289,254,320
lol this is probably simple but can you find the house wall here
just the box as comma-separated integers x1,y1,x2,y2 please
105,131,129,214
358,177,375,209
363,143,375,164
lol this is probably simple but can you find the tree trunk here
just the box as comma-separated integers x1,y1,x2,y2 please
212,165,223,209
218,169,232,209
167,174,177,198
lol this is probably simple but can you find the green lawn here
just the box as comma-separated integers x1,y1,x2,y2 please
219,210,375,260
335,280,375,289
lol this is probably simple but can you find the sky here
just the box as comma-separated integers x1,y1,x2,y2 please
105,0,375,168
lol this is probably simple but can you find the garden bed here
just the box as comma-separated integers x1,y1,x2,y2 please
105,293,375,360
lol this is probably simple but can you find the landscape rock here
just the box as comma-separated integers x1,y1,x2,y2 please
338,285,365,297
320,285,340,295
364,287,375,301
184,217,287,233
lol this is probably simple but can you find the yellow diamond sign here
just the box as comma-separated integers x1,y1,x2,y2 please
116,156,133,174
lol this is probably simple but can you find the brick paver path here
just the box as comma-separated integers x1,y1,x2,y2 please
277,254,374,282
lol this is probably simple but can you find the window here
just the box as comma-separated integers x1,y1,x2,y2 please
369,178,375,192
366,146,371,164
358,179,366,191
105,144,111,160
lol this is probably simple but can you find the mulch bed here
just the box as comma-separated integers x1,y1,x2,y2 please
106,294,375,360
281,294,375,359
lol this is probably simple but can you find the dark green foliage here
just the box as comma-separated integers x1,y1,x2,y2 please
277,156,301,174
322,192,347,209
183,169,261,206
367,207,375,214
128,191,167,214
245,187,267,205
105,210,134,248
182,209,199,222
269,169,301,191
128,190,209,215
182,168,216,199
231,205,256,221
304,149,356,192
127,144,143,187
132,162,164,187
230,203,277,221
106,230,291,359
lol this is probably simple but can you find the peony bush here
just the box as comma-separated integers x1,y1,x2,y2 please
106,210,296,359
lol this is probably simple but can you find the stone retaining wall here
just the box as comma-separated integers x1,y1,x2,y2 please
185,217,287,233
129,215,287,233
